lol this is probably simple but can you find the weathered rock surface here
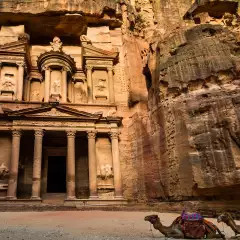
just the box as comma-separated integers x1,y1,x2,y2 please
146,2,240,200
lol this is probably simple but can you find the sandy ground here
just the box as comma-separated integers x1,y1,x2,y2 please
0,211,238,240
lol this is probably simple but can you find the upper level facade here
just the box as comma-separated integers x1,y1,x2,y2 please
0,26,119,106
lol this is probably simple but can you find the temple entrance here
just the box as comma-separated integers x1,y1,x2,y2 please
47,156,66,193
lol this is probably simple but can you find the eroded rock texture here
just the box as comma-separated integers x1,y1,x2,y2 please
147,8,240,200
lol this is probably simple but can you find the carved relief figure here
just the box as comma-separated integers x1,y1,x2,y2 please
96,79,106,92
1,73,15,91
50,36,63,52
2,81,15,91
0,163,9,181
98,164,113,180
74,82,87,103
52,79,61,94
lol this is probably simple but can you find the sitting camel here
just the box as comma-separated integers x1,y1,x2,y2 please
145,214,225,239
144,215,184,238
218,213,240,237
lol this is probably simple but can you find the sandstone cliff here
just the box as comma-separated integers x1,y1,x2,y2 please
0,0,240,202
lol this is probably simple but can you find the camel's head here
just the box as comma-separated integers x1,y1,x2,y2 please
144,215,159,224
217,212,232,223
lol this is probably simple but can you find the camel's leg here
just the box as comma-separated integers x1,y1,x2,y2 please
207,224,225,239
207,233,224,239
168,229,184,239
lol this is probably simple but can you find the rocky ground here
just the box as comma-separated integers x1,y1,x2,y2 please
0,211,238,240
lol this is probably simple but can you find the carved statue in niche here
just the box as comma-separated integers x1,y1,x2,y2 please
52,79,61,94
0,163,9,181
74,81,87,103
50,36,63,52
98,164,113,180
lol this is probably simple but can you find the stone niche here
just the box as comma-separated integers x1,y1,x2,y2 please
96,137,114,199
93,69,109,103
72,71,87,104
0,65,18,100
0,132,11,198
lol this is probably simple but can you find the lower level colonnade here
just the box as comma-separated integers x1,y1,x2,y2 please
5,129,123,201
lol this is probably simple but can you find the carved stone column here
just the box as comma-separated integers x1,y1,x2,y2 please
16,62,25,101
87,131,98,199
86,66,93,103
6,129,22,200
62,68,67,102
26,79,31,101
66,131,76,200
31,129,44,200
107,67,115,104
109,132,123,199
0,62,2,80
44,66,50,102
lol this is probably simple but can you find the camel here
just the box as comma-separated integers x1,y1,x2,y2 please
218,213,240,237
145,214,225,239
144,215,184,238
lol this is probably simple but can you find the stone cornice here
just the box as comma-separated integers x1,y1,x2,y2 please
0,103,122,126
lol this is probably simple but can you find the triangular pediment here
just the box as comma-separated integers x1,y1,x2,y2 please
0,40,28,53
83,44,118,59
6,104,102,121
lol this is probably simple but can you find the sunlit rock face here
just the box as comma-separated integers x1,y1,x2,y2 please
147,7,240,200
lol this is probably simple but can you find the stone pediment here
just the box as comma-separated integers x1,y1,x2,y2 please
83,44,118,59
0,40,28,53
6,104,102,121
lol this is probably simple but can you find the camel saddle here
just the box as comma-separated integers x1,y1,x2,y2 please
180,211,206,239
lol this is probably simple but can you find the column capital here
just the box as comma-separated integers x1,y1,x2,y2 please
87,130,97,139
109,131,119,140
12,129,21,137
66,130,76,138
34,129,44,137
43,66,50,71
16,62,25,67
86,65,93,71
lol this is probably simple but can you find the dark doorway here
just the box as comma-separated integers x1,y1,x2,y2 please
47,156,66,193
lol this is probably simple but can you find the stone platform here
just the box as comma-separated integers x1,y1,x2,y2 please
65,198,128,207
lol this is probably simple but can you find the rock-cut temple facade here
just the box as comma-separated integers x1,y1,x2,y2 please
0,0,240,206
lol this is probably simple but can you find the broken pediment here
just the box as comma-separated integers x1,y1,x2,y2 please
0,40,28,53
4,104,102,121
81,36,118,61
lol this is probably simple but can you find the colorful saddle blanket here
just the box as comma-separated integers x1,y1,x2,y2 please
181,210,203,221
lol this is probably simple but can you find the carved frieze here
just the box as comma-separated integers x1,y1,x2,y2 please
13,120,94,128
86,60,113,67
